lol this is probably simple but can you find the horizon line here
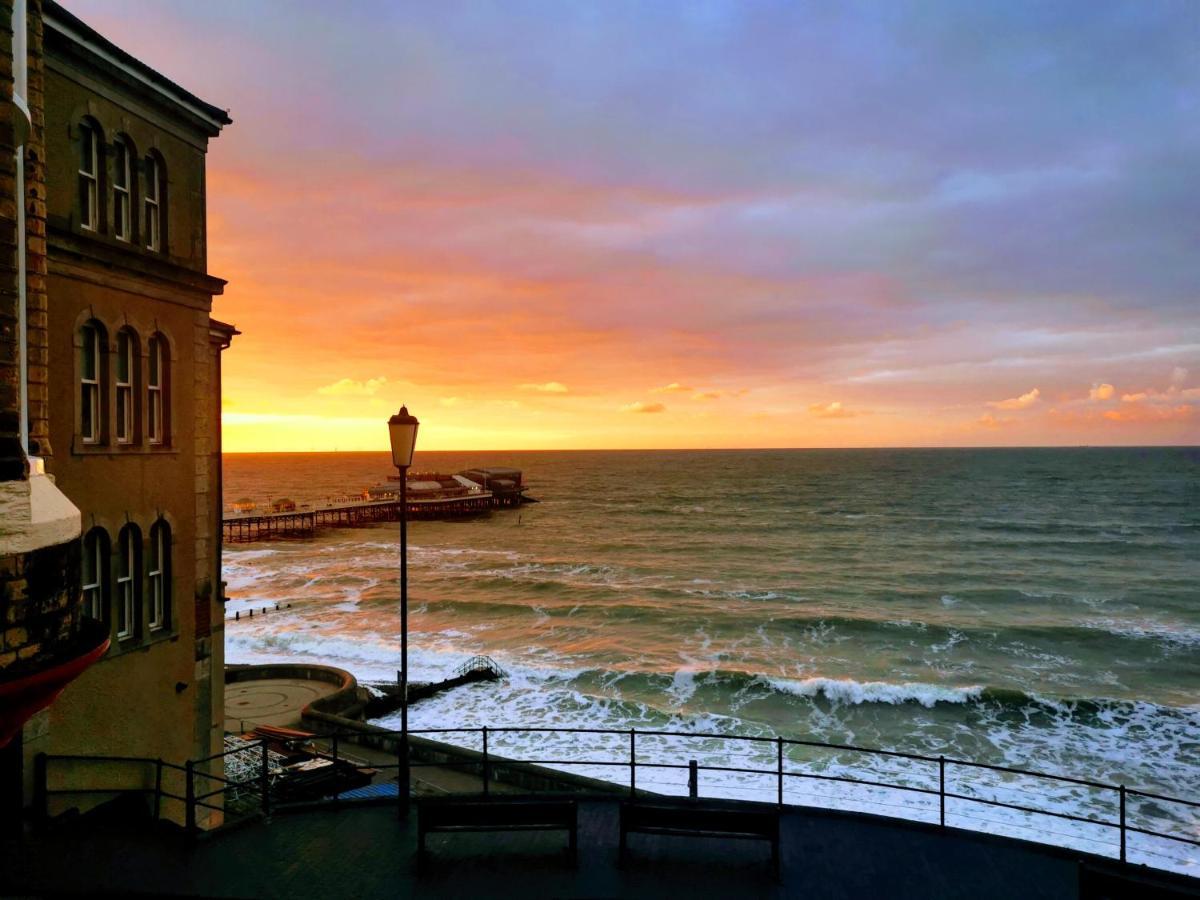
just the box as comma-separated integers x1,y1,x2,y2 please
222,444,1200,455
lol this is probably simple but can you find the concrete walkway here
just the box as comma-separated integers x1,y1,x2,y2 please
224,678,337,732
2,799,1110,899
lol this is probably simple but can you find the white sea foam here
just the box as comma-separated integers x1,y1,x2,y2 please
768,676,984,708
1084,618,1200,650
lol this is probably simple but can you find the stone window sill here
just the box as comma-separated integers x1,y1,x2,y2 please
72,441,178,457
105,629,180,660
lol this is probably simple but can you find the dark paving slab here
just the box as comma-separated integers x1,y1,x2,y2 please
2,800,1090,899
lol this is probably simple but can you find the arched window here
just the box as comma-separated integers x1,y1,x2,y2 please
78,118,102,231
79,320,106,444
147,333,169,445
144,151,165,252
112,134,134,242
116,523,141,640
81,527,110,623
148,519,171,631
115,327,139,444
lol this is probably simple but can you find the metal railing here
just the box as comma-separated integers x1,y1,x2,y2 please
453,655,507,679
34,726,1200,874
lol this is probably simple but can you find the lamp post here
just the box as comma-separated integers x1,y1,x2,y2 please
387,406,419,815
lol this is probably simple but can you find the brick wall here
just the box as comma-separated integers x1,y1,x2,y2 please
0,537,79,671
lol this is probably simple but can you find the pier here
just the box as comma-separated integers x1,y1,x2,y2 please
222,495,493,543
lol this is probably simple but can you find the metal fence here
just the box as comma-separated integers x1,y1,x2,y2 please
35,725,1200,874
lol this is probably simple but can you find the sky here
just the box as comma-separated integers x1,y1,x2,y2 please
72,0,1200,451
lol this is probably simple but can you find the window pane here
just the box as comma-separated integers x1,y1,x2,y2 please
81,386,94,438
79,124,93,173
149,338,159,384
145,156,157,200
115,198,126,237
82,326,96,379
114,141,127,188
82,535,95,582
117,333,129,382
79,175,93,228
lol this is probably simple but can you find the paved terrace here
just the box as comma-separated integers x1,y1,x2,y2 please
6,799,1177,899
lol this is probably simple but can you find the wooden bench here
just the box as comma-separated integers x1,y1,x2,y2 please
619,801,780,877
417,797,578,868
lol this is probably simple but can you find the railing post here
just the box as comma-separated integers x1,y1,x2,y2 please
629,729,636,798
777,737,784,807
688,760,698,799
32,752,47,823
939,756,946,828
1119,784,1126,863
154,758,164,820
482,726,490,797
260,740,271,818
185,760,196,833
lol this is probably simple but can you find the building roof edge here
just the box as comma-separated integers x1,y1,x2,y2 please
44,1,232,132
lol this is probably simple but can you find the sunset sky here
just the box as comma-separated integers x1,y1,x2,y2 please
73,1,1199,451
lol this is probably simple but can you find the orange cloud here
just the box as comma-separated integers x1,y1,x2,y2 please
1089,383,1115,401
521,382,569,393
652,382,692,394
621,401,666,414
1103,404,1195,424
988,388,1039,410
809,401,856,418
694,391,722,401
317,377,388,396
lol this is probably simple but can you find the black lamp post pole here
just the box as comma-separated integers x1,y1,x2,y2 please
399,469,410,814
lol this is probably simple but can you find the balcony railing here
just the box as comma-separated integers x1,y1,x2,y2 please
35,725,1200,875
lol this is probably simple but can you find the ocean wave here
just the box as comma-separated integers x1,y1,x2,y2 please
767,676,983,708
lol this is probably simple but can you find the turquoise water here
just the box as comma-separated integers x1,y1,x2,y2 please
223,448,1200,864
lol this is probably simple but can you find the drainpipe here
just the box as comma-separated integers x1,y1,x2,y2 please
12,0,31,455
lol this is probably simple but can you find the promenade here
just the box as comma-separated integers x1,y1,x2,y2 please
2,800,1125,899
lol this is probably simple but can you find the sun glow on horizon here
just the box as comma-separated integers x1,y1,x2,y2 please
67,0,1200,453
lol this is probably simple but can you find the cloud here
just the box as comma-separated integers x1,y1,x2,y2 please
988,388,1040,411
652,382,692,394
693,391,722,401
1171,367,1189,386
621,401,666,414
316,377,387,397
975,413,1013,430
809,401,856,418
520,381,569,393
1103,404,1195,424
1121,392,1147,403
1089,383,1115,401
439,396,462,407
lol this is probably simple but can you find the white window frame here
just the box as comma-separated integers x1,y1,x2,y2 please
148,336,163,444
116,330,134,444
79,122,98,231
148,525,165,630
113,137,131,241
117,528,135,640
80,324,101,444
82,532,103,621
144,155,161,251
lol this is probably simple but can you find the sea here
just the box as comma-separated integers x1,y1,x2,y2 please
222,448,1200,871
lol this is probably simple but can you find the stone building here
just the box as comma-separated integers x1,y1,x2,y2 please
0,0,235,828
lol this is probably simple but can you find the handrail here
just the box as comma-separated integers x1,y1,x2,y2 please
34,726,1198,875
